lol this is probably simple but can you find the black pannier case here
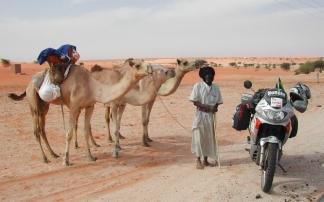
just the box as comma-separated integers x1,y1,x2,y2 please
232,103,251,131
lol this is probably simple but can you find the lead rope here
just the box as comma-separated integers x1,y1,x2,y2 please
60,89,66,131
59,64,72,132
157,96,191,133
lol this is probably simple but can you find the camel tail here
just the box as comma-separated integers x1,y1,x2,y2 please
8,91,26,101
90,64,104,72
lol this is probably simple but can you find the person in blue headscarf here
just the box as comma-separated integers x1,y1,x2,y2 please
37,44,80,66
57,44,80,64
36,44,80,102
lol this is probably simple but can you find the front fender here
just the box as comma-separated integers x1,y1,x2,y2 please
260,136,282,149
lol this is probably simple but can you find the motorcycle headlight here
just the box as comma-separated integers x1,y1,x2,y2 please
262,110,286,121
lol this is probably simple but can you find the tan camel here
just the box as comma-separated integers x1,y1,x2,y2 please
84,63,175,154
8,58,152,165
89,59,206,150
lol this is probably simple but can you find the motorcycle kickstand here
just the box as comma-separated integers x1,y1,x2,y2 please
278,163,287,173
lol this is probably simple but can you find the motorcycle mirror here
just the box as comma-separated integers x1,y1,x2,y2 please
244,80,252,89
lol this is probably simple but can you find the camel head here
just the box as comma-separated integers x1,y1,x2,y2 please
151,64,176,85
176,58,207,73
47,55,71,85
124,58,153,79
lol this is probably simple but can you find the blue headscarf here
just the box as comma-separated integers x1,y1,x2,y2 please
57,44,77,56
37,48,64,65
36,44,77,65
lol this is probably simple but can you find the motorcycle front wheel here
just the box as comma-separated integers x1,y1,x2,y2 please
261,143,278,193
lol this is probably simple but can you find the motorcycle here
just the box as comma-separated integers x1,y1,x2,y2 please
233,79,310,193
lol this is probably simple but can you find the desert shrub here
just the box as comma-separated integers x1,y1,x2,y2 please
229,62,237,67
291,62,296,65
272,64,276,68
295,60,324,74
256,64,260,69
280,63,291,71
296,62,314,74
210,62,217,67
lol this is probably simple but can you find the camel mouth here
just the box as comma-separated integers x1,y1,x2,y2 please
147,64,153,75
195,60,208,69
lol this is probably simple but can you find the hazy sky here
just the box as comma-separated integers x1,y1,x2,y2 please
1,0,323,61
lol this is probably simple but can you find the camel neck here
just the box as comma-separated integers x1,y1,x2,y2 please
92,69,136,104
124,76,160,105
157,67,185,96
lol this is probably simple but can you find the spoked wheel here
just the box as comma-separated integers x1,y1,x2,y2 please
261,143,278,193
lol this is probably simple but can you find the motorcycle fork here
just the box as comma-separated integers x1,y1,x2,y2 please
259,143,281,169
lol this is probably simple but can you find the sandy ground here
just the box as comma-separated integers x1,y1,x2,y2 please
0,58,323,202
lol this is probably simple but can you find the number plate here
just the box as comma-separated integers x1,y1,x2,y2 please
270,97,283,108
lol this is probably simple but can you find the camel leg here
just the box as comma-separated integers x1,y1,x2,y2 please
84,106,97,161
117,104,126,140
141,100,155,147
31,112,49,163
74,109,81,149
63,108,79,166
89,123,100,147
40,102,59,158
82,105,100,147
105,106,114,143
111,105,121,158
28,89,50,163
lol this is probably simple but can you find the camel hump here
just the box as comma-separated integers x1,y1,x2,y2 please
90,64,104,72
8,91,26,101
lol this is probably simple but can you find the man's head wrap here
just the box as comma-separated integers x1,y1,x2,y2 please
199,66,215,79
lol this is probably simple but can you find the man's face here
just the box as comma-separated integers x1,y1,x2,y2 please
203,74,214,86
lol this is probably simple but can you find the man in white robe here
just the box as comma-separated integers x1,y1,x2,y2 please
189,66,223,169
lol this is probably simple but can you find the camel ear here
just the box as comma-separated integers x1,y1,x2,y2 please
177,59,181,65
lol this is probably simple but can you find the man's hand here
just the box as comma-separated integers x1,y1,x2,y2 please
212,104,218,113
194,102,218,113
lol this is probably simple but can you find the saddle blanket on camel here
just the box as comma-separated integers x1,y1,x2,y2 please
34,64,72,102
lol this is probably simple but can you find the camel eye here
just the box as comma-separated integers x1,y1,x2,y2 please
135,64,141,69
183,61,188,66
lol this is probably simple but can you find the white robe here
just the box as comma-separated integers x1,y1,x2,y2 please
189,82,223,159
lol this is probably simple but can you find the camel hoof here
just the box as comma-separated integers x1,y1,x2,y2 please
119,133,126,139
116,144,122,151
88,156,97,161
43,157,50,163
108,137,113,143
112,151,119,158
93,143,101,147
146,137,153,142
63,161,71,166
143,142,150,147
51,153,60,158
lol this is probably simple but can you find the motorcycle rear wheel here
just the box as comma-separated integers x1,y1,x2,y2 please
261,143,278,193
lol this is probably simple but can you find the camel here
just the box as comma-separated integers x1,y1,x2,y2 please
87,59,206,150
85,63,176,153
8,58,152,166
